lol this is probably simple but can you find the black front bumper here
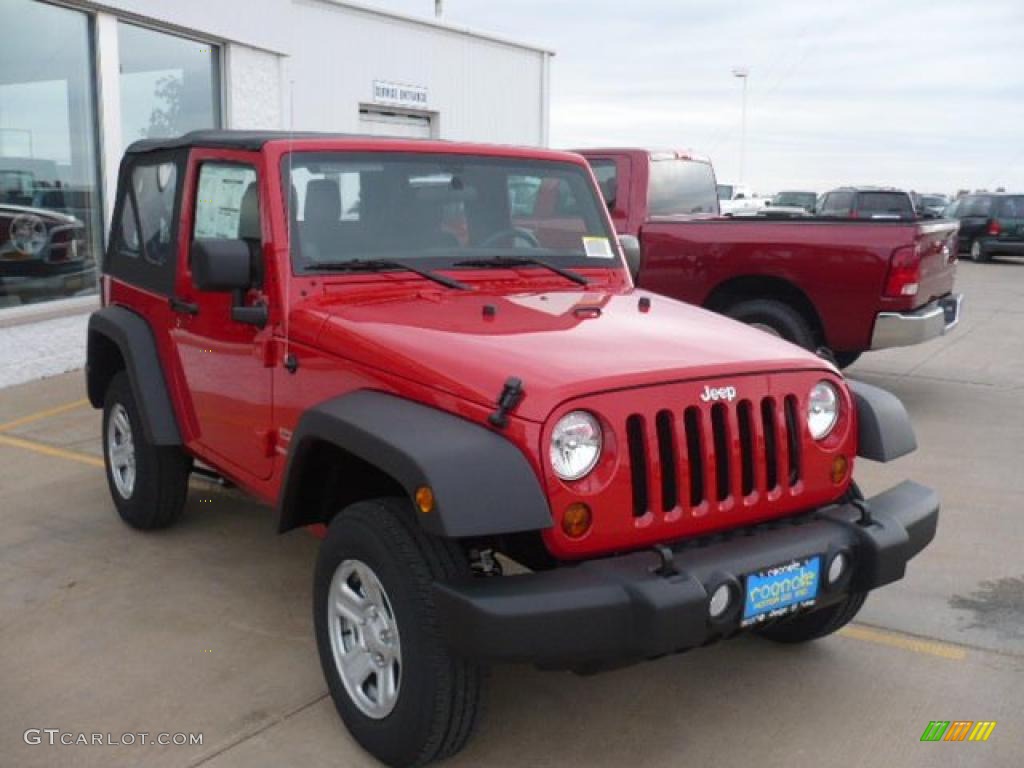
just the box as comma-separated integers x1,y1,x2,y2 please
434,481,938,668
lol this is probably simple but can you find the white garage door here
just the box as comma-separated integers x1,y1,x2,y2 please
358,107,433,138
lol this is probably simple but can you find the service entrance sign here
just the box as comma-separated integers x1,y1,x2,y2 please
372,80,428,109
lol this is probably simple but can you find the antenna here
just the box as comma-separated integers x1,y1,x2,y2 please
284,74,295,366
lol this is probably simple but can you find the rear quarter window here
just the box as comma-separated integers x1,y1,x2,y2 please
106,154,183,296
997,196,1024,218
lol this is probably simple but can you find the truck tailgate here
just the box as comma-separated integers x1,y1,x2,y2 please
912,221,959,307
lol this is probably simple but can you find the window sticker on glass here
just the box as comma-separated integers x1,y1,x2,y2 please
582,236,614,259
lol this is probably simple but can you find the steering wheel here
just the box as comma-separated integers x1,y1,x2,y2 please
480,227,541,249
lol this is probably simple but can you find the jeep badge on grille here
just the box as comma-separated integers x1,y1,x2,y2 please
700,385,738,402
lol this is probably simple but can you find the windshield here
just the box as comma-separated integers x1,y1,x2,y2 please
282,152,616,271
774,192,816,209
647,159,718,215
919,195,948,208
716,184,733,200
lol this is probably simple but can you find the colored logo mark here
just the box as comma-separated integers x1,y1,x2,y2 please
920,721,996,742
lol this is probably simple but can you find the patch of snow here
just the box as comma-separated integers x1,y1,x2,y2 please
0,314,89,389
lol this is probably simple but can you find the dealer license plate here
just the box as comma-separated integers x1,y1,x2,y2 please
741,556,821,627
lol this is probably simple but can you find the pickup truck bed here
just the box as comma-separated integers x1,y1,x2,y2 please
639,216,958,353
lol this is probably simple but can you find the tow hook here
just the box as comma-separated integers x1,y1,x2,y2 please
651,544,679,577
851,498,875,527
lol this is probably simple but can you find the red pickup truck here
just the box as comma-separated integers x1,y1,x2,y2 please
579,149,962,367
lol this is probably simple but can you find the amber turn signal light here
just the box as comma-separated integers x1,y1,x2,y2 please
561,502,592,538
415,486,435,514
830,455,849,485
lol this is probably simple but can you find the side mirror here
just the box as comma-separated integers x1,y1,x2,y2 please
619,234,641,280
192,239,253,292
191,239,267,328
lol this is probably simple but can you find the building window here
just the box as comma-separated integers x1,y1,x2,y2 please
0,0,102,308
118,22,221,149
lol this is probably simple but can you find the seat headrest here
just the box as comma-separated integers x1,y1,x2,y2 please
305,179,340,222
238,182,260,240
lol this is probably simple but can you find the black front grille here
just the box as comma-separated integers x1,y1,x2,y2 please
626,395,803,518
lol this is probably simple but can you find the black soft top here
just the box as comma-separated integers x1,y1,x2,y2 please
124,129,385,155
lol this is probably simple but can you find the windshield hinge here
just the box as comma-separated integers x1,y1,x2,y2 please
488,377,524,429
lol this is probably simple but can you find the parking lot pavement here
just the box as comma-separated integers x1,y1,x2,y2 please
1,259,1021,767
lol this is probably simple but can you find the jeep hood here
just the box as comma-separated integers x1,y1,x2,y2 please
303,287,831,422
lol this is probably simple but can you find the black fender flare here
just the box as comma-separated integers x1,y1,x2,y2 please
277,391,552,538
86,306,182,445
848,380,916,462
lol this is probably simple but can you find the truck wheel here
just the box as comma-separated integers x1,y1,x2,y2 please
755,592,866,643
725,299,816,350
314,498,484,767
102,371,191,529
969,239,990,263
833,351,862,369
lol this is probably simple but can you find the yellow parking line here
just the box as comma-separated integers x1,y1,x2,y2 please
0,432,104,468
0,398,90,433
839,624,967,660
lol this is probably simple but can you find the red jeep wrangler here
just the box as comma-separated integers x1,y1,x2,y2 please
86,131,938,767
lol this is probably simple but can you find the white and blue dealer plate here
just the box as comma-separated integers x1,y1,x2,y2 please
741,556,821,627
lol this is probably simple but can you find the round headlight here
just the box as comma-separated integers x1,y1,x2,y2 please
808,381,840,440
550,411,603,481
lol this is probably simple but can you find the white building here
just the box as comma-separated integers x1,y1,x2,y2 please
0,0,552,330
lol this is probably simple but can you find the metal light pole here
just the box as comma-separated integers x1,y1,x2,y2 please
732,67,749,183
435,0,443,17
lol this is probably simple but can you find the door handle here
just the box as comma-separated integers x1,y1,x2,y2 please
169,297,199,315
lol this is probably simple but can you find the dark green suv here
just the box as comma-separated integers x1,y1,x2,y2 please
945,193,1024,262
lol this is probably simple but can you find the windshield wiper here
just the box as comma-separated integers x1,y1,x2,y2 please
453,255,589,286
310,259,470,290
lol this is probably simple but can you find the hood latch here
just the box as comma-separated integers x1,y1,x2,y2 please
488,377,524,429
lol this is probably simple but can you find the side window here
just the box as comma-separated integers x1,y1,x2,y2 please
108,157,181,295
589,160,618,209
832,191,853,215
819,193,836,214
194,163,260,241
963,196,993,217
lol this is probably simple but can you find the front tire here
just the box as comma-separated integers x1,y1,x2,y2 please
102,371,191,529
314,498,484,767
725,299,816,350
756,592,867,643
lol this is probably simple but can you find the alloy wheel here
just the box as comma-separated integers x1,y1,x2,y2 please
107,403,137,499
327,558,402,719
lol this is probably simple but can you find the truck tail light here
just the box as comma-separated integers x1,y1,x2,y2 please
884,244,921,298
987,218,1002,236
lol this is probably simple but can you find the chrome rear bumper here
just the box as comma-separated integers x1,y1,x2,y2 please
870,294,962,350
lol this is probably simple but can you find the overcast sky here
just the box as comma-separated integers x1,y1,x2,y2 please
368,0,1023,195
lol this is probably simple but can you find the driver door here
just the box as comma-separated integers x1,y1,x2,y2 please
170,154,274,481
